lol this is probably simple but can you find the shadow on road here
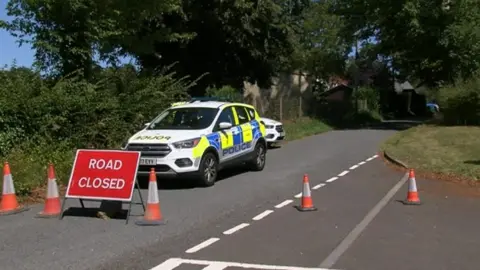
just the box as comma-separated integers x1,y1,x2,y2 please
328,119,425,132
464,160,480,165
267,144,282,150
135,166,250,190
61,200,144,220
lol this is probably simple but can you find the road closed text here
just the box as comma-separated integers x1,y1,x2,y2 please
66,150,141,201
78,177,125,189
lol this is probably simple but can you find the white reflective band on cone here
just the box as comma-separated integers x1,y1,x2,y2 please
3,174,15,194
147,181,159,203
408,177,418,192
303,182,311,197
47,178,60,198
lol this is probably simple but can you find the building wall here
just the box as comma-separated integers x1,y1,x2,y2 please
242,71,311,115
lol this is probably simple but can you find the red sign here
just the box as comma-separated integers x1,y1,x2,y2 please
65,149,141,201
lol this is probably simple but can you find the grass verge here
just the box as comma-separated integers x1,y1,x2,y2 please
381,124,480,181
282,117,332,141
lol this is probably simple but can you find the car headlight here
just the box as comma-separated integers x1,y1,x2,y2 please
172,138,201,149
265,125,274,129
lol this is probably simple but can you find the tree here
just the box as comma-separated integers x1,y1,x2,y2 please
333,0,480,86
1,0,189,78
291,0,350,81
1,0,309,91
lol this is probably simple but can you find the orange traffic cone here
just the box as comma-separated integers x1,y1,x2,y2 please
135,168,166,226
36,163,62,218
0,162,28,215
295,174,317,212
403,169,421,205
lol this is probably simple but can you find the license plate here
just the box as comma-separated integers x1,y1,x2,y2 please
139,158,157,165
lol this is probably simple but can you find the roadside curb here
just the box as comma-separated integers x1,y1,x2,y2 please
382,151,408,169
381,151,480,190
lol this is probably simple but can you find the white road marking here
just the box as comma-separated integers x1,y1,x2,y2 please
223,223,250,235
312,183,326,190
201,263,230,270
325,177,338,183
319,172,409,268
338,170,349,177
294,192,303,198
252,210,274,221
349,164,359,170
152,258,339,270
275,200,293,208
358,161,366,165
150,258,184,270
185,238,220,254
366,154,378,161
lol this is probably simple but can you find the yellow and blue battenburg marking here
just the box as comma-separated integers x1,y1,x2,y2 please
206,133,221,151
251,120,263,139
204,118,264,153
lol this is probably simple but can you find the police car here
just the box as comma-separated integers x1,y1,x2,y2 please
122,98,268,187
260,117,285,147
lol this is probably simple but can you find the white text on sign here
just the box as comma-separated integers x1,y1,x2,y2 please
88,159,123,170
78,177,125,189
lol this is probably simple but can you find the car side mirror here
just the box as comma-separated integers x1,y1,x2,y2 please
144,122,150,127
218,122,233,129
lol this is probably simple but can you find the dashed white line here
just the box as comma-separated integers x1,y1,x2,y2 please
182,154,380,256
252,210,274,221
185,238,220,253
223,223,250,235
326,177,338,183
312,183,326,190
275,200,293,208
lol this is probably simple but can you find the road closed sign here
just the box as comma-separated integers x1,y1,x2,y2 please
65,149,141,201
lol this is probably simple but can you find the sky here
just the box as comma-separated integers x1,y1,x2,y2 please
0,0,35,68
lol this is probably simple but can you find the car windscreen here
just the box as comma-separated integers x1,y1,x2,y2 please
146,107,219,130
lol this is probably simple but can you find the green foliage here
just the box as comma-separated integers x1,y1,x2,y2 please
437,73,480,126
334,0,480,86
292,0,348,80
1,0,189,77
0,64,195,194
205,85,243,102
1,0,309,88
353,86,381,112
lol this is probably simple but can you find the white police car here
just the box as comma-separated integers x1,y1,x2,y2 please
260,117,285,147
122,98,268,187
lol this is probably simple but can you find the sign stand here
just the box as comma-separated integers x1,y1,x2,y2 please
59,179,146,224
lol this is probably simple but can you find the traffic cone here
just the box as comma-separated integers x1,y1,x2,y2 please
135,168,166,226
36,163,62,218
402,169,421,205
0,162,28,215
295,174,317,212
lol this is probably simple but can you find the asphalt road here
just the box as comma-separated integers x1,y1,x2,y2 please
2,125,479,270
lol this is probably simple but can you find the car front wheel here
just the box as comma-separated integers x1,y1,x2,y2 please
198,152,218,187
248,142,266,171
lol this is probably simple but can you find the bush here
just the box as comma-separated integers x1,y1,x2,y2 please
437,74,480,125
353,86,380,112
0,64,197,196
205,85,243,102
